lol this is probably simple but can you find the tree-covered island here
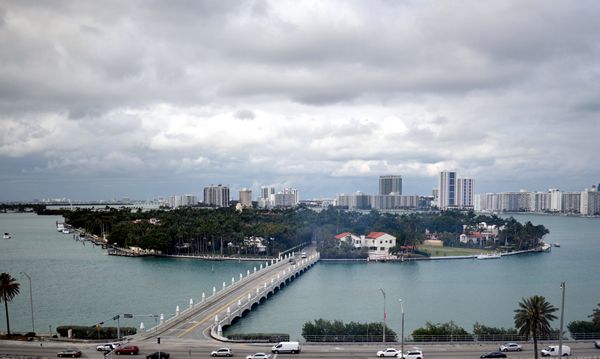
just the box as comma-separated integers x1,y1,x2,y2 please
55,206,549,259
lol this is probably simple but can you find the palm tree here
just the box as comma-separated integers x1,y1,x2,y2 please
0,272,21,336
514,295,558,359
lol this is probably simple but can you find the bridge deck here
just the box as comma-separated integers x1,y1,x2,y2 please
136,248,319,341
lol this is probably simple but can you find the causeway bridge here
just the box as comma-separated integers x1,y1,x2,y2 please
136,248,319,341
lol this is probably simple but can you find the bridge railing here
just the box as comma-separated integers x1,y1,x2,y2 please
212,253,320,338
141,251,317,335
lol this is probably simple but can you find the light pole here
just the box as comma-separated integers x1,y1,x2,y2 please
20,272,35,333
399,299,404,356
379,288,386,343
558,282,566,357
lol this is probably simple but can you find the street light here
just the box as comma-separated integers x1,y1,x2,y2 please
399,299,404,356
20,272,35,333
558,282,566,357
379,288,386,343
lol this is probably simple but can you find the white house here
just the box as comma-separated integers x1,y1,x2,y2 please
333,231,397,259
334,232,363,248
365,232,397,257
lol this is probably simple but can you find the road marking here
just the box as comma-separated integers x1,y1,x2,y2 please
177,268,287,338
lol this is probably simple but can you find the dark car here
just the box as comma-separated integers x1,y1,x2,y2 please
57,348,81,358
115,345,140,355
481,352,507,358
146,352,170,359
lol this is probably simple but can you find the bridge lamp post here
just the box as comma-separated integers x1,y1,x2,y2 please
20,271,35,333
379,288,386,343
398,299,404,356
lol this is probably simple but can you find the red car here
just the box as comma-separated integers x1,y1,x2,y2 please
115,345,140,355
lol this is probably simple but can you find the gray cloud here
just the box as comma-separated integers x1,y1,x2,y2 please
0,0,599,200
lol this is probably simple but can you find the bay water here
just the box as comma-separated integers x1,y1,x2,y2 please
1,213,599,341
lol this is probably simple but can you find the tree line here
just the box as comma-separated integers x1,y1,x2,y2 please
54,206,549,257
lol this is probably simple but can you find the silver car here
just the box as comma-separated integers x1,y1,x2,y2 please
499,343,522,352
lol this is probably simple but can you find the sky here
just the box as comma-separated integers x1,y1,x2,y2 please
1,0,599,201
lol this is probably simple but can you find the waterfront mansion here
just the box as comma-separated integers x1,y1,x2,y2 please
334,231,397,258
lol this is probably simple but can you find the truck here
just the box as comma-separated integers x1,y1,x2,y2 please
541,345,571,357
272,341,301,354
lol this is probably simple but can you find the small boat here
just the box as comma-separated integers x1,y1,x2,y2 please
3,232,11,240
541,243,552,252
62,228,71,234
56,223,65,232
476,253,501,260
553,242,561,247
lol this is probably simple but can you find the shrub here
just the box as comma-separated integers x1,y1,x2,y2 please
56,325,136,339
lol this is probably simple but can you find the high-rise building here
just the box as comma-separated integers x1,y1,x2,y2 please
203,184,230,208
239,188,252,208
438,171,457,209
581,186,600,216
166,194,198,208
548,188,562,212
561,192,581,213
457,178,475,208
379,175,402,195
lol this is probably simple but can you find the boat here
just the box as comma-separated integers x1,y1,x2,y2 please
62,228,71,234
476,253,501,260
3,232,11,240
553,242,561,247
541,243,552,252
56,223,65,232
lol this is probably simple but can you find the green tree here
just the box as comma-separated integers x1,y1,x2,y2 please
0,272,21,336
514,295,558,359
590,303,600,326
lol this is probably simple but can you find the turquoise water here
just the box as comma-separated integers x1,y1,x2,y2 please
1,213,599,340
0,213,256,334
226,214,600,340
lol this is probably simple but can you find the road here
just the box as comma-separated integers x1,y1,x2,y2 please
1,340,600,359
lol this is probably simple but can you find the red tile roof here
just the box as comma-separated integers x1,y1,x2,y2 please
334,232,353,240
367,232,387,239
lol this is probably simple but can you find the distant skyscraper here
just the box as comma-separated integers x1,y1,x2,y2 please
438,171,457,209
548,188,562,212
203,184,230,208
456,178,475,208
379,175,402,195
239,188,252,208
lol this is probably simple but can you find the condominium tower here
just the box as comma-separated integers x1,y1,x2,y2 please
379,175,403,195
239,188,252,208
438,171,457,209
203,184,230,208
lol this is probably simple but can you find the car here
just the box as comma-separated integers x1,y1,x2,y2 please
211,347,234,357
146,352,169,359
97,343,121,351
272,341,301,354
595,340,600,349
499,343,522,352
245,353,270,359
115,345,140,355
301,252,307,258
480,352,507,358
377,348,401,357
541,345,570,357
402,350,424,359
57,348,81,358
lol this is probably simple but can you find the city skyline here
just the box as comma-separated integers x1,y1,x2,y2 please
1,1,600,201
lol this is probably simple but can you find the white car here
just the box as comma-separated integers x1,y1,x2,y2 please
377,348,401,357
499,343,522,352
211,347,233,357
402,350,424,359
246,353,270,359
96,343,120,352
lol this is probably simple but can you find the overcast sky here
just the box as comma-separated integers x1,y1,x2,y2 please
1,0,599,201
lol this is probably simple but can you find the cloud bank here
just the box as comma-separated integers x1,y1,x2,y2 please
0,0,599,200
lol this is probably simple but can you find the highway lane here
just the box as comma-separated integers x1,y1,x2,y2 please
2,340,600,359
